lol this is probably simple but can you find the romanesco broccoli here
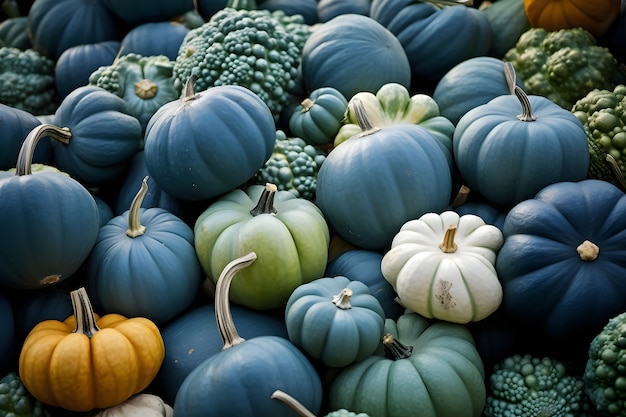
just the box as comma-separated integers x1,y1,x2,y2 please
584,311,626,416
572,84,626,185
325,410,370,417
89,53,180,132
504,27,617,110
0,46,56,115
484,354,594,417
0,372,50,417
252,130,326,199
173,7,301,120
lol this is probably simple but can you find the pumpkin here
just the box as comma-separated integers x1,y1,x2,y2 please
315,99,453,251
54,40,121,99
0,291,15,374
50,85,143,187
285,276,386,368
173,253,323,417
87,393,173,417
432,56,526,126
333,83,455,157
271,390,371,417
452,62,590,207
18,287,165,412
328,312,486,417
143,79,276,201
381,210,504,324
300,13,412,101
524,0,621,38
13,285,73,341
370,0,492,90
325,249,405,321
259,0,319,25
153,302,288,405
194,183,330,310
480,0,531,59
86,177,202,324
0,125,100,290
101,0,195,25
288,87,348,147
496,179,626,340
0,103,49,170
0,16,31,49
119,21,189,61
316,0,371,22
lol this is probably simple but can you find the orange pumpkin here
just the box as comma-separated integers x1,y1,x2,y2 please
18,287,165,412
524,0,621,38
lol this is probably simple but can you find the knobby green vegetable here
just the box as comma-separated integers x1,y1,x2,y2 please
0,372,50,417
0,46,56,115
484,354,594,417
504,27,617,110
173,7,302,120
252,130,326,199
584,312,626,416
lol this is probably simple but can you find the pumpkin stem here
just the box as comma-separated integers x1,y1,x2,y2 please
577,240,599,261
249,183,278,216
439,224,458,253
450,185,471,208
182,74,199,101
135,79,158,99
214,252,257,350
271,390,317,417
351,98,381,136
383,333,413,360
332,288,353,310
70,287,100,338
226,0,257,10
15,124,71,176
503,62,536,122
300,98,314,113
126,176,149,238
605,153,626,191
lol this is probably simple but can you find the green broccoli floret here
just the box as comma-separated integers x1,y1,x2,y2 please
0,373,50,417
484,354,593,417
0,47,56,115
89,53,180,132
584,312,626,416
172,7,301,120
325,410,370,417
269,9,314,52
572,85,626,185
504,27,617,110
253,130,326,199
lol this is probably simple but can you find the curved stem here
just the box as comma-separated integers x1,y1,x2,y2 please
126,176,149,238
332,288,353,310
271,390,317,417
439,224,458,253
605,153,626,190
182,74,199,101
15,124,71,176
383,333,413,360
577,240,599,261
215,252,257,350
250,183,278,216
351,98,381,136
70,287,100,338
135,79,158,99
503,62,536,122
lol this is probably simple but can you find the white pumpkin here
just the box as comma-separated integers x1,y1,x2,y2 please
381,210,503,323
88,393,173,417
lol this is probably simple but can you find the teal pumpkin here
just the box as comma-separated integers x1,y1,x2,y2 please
0,16,31,49
119,21,190,61
143,82,276,201
496,179,626,340
370,0,492,90
301,14,411,100
101,0,194,25
12,286,73,341
288,87,348,147
194,183,330,310
86,177,202,324
0,125,100,290
173,253,323,417
285,276,386,368
50,85,143,187
316,0,371,22
480,0,531,59
453,64,589,207
328,312,486,417
0,103,49,170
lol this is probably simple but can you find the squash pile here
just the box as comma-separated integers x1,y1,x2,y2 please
1,0,626,416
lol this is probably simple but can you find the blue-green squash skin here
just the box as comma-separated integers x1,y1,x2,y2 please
86,207,202,325
496,179,626,340
328,312,486,417
325,249,404,320
289,87,348,146
453,94,590,208
143,85,276,202
174,336,323,417
50,85,143,187
120,22,189,61
285,276,386,368
315,124,452,251
0,104,50,170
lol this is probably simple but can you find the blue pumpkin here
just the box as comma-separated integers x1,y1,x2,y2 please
0,104,49,170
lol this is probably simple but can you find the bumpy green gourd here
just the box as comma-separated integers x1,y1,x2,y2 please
0,373,50,417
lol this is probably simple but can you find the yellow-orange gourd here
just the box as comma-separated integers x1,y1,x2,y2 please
18,287,165,412
524,0,621,38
